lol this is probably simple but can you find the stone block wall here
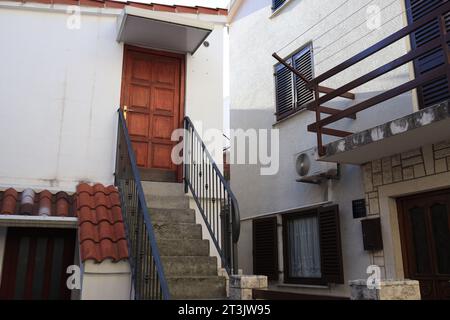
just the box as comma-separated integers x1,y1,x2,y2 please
361,140,450,277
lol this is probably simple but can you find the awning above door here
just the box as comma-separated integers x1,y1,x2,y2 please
117,6,214,54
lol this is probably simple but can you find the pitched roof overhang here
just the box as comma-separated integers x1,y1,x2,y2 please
117,6,215,54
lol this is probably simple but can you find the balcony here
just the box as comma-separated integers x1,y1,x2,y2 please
275,2,450,164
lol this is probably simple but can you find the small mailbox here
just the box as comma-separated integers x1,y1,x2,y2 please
361,218,383,251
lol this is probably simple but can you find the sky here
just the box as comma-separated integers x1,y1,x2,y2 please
123,0,230,8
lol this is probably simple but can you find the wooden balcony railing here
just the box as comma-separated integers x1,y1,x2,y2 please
273,1,450,156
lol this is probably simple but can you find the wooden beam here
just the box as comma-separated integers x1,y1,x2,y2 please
305,103,356,120
307,64,447,132
308,125,353,138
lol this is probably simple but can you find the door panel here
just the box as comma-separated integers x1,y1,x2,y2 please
398,189,450,300
121,46,184,181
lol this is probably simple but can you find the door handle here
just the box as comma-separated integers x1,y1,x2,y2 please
123,105,128,120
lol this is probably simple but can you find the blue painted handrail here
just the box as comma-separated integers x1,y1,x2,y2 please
115,109,170,300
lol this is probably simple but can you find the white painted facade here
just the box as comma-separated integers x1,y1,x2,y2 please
0,1,225,192
0,1,227,300
228,0,417,297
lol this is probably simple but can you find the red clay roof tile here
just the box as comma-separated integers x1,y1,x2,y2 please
12,1,227,15
0,184,129,263
0,188,74,217
76,183,128,263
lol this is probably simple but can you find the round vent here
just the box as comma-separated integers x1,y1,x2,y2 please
295,153,311,177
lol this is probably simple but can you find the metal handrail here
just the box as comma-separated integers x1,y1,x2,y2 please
183,116,240,274
115,109,170,300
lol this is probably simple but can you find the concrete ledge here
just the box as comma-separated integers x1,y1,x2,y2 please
322,101,450,164
349,279,421,300
0,215,77,228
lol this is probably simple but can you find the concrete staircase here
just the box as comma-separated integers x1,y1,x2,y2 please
142,181,227,300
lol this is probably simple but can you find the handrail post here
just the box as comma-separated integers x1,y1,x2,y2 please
313,84,325,156
184,118,189,194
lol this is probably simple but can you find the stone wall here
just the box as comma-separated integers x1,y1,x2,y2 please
361,140,450,277
349,280,421,300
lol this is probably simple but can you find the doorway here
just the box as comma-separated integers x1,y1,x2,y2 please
0,227,76,300
397,189,450,299
120,45,185,182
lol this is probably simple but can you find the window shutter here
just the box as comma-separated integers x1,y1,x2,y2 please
253,217,278,280
293,45,314,109
272,0,286,11
318,205,344,284
275,63,294,119
407,0,450,109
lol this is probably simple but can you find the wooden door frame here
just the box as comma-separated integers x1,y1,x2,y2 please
120,44,186,183
396,188,450,285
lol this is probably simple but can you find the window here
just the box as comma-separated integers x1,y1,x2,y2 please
272,0,287,12
282,205,344,285
275,44,314,121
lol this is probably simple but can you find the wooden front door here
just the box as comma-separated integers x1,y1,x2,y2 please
121,45,185,182
0,228,76,300
397,189,450,300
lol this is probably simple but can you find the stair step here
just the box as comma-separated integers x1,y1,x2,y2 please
149,208,196,224
153,222,202,240
161,256,218,277
142,181,185,197
167,276,226,300
145,195,190,209
157,239,210,256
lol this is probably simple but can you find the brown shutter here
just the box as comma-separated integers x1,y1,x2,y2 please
318,205,344,284
406,0,450,109
253,217,278,280
275,62,294,120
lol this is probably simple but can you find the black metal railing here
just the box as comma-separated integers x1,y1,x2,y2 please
183,117,240,275
115,109,170,300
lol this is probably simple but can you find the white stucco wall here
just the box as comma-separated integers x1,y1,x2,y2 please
0,4,123,192
81,260,132,300
229,0,412,297
0,2,226,192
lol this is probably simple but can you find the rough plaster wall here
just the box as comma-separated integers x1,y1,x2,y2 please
0,7,123,192
229,0,411,296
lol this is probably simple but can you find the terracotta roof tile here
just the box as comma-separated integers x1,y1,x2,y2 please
0,188,75,217
12,1,228,15
0,184,129,264
76,183,128,263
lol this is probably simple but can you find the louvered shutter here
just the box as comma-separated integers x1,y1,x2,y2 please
275,62,294,120
293,45,314,109
318,205,344,284
253,217,278,280
407,0,450,109
272,0,286,11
